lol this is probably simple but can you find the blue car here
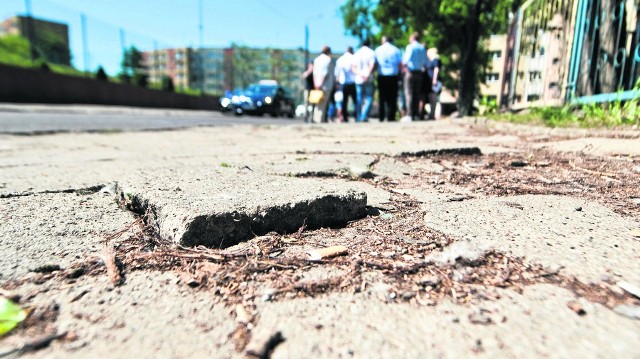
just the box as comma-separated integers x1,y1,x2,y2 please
220,80,295,117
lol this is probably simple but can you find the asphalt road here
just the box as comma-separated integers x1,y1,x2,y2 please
0,104,301,134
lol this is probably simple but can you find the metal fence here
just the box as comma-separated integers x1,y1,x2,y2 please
505,0,640,108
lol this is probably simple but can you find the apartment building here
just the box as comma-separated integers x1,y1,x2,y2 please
144,48,193,89
191,48,225,94
479,34,507,104
0,16,70,65
143,46,306,97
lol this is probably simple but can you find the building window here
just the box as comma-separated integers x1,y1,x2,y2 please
486,73,500,83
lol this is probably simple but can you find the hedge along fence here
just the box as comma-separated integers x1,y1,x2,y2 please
0,63,220,111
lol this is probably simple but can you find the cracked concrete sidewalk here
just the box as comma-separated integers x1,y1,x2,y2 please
1,117,639,358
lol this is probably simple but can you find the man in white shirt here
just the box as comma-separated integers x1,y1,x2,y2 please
374,36,402,122
402,32,427,121
334,46,356,123
312,46,335,123
352,39,376,122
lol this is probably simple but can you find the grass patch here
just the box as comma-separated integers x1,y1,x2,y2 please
489,80,640,128
489,101,640,129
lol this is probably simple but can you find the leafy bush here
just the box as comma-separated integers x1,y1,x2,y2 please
161,75,174,92
478,96,498,115
0,35,32,67
133,73,148,88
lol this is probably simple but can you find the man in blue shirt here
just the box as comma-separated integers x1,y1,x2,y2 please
402,32,427,121
375,36,402,122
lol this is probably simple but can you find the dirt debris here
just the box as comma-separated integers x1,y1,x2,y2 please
427,149,640,217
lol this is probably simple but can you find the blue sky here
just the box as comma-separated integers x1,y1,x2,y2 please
1,0,360,74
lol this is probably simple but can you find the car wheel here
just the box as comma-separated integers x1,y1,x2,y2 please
271,102,283,117
234,107,243,116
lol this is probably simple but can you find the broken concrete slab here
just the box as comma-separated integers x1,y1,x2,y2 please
118,168,367,248
424,194,640,284
0,192,135,281
319,179,392,210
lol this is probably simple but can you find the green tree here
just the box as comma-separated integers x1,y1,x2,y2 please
230,44,263,89
120,45,146,87
341,0,519,116
340,0,377,42
96,66,108,81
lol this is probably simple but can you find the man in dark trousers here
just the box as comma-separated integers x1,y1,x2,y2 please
334,46,357,122
374,36,402,122
401,32,427,122
301,61,314,122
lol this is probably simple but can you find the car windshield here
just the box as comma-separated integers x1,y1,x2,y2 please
244,85,277,96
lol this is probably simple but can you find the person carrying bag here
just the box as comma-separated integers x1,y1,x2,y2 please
308,89,324,104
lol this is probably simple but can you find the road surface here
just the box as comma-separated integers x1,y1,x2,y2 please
0,103,300,134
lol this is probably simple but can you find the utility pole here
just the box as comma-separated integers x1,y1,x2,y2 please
81,13,89,74
119,28,126,55
198,0,204,49
304,24,309,69
198,0,205,94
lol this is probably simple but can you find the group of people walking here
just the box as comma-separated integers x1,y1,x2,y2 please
304,31,441,124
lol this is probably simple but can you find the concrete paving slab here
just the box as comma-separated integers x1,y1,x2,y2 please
0,124,486,195
372,157,417,180
228,153,377,179
0,192,134,281
2,271,237,359
424,194,640,284
535,137,640,157
118,168,367,248
249,284,640,358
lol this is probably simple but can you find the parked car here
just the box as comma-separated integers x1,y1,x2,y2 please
219,80,295,117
